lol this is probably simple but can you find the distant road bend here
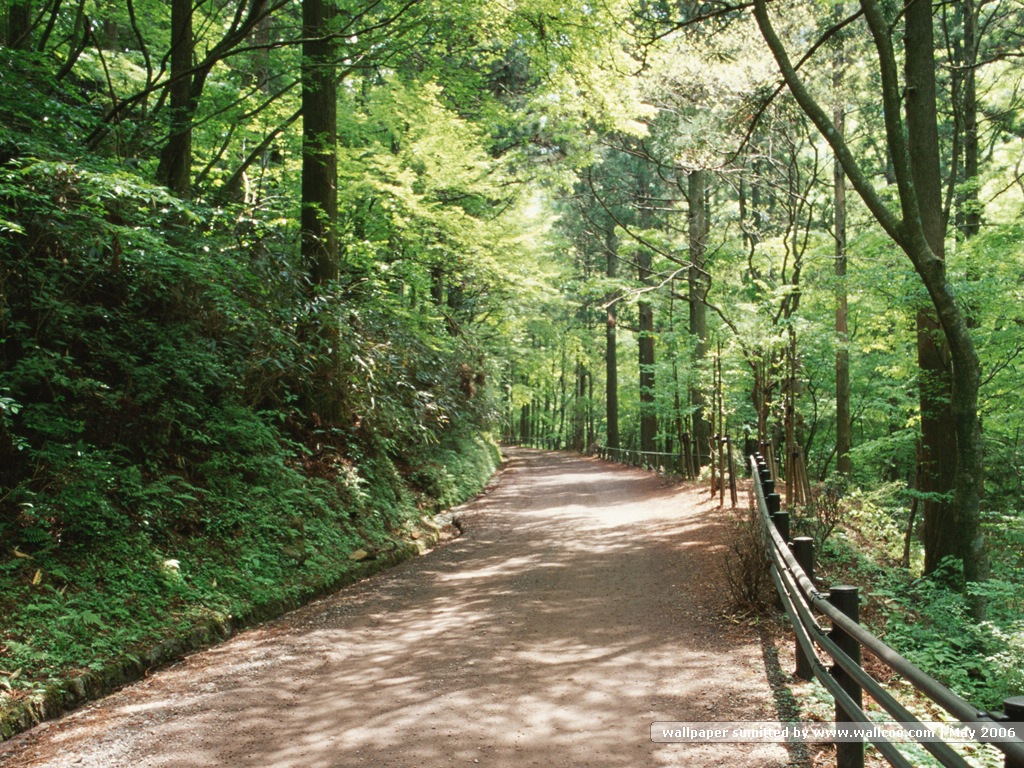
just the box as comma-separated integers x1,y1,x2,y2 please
0,448,791,767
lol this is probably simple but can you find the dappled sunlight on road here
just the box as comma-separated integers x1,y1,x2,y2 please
0,448,790,768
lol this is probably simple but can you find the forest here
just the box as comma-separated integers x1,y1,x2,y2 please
1,0,1022,744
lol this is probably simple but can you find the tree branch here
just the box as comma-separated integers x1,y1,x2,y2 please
751,0,907,247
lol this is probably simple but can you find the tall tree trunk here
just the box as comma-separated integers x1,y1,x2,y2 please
605,229,620,450
784,327,798,503
301,0,340,422
156,0,267,196
99,0,119,51
301,0,338,286
951,1,986,604
668,286,682,459
905,0,960,577
574,362,588,452
156,0,193,196
961,0,980,239
555,348,565,448
638,249,657,454
588,368,595,449
834,168,852,475
7,0,33,48
833,3,852,476
254,9,273,95
688,170,712,466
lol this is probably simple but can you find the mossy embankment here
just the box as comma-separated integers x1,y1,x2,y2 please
0,430,501,740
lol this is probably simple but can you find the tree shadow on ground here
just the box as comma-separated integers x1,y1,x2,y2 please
9,449,793,768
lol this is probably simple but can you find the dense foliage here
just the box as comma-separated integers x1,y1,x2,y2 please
0,0,626,703
1,0,1022,744
500,0,1024,721
0,125,503,692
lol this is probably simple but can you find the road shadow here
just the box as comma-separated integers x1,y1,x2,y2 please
3,449,792,768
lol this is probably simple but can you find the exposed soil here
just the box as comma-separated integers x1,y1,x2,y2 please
0,448,800,767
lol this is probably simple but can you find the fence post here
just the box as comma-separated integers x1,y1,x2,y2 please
1004,696,1024,768
829,585,863,768
791,537,815,681
773,510,790,544
766,492,781,517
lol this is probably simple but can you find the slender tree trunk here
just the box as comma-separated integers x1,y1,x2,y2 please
574,362,587,452
605,308,620,446
605,230,620,450
833,3,852,476
588,369,595,449
606,304,620,450
254,9,273,95
556,348,566,448
156,0,193,196
638,248,657,454
785,328,797,504
669,287,684,462
752,358,771,447
951,1,981,239
961,1,980,239
688,170,712,466
834,172,852,475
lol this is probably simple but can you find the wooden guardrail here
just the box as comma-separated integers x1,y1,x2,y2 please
595,439,738,506
502,436,688,474
502,435,561,451
594,445,681,474
750,453,1024,768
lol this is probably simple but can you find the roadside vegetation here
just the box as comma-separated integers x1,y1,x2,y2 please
0,140,504,704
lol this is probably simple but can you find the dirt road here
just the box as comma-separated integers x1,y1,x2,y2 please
0,448,794,767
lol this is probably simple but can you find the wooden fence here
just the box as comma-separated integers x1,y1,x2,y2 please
750,453,1024,768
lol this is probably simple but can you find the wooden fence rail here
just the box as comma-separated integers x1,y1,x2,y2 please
750,453,1024,768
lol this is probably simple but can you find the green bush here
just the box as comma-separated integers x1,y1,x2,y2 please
821,521,1024,712
0,145,502,702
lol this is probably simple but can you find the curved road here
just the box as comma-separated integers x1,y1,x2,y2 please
0,448,792,767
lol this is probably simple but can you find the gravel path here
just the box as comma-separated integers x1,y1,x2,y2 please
0,448,794,767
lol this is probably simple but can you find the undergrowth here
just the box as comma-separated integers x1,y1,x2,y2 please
0,141,502,706
816,492,1024,713
763,486,1022,768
